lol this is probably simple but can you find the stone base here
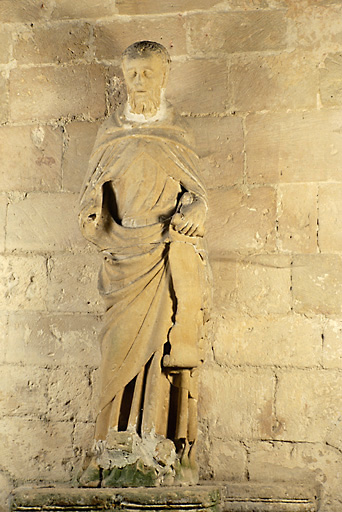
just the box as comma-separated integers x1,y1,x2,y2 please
10,482,318,512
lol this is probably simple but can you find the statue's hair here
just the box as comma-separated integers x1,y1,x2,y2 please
122,41,171,66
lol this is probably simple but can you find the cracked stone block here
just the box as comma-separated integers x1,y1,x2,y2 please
0,125,62,192
6,193,86,252
9,64,106,122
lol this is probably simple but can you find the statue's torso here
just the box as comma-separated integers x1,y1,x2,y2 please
112,140,182,228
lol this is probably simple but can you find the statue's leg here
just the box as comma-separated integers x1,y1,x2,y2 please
164,241,202,369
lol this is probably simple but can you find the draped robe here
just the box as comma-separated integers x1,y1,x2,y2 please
79,105,208,447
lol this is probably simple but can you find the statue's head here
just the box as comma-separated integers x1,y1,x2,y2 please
122,41,171,118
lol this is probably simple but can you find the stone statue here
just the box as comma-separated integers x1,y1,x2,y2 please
78,41,209,488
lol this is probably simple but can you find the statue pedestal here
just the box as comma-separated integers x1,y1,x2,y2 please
10,482,318,512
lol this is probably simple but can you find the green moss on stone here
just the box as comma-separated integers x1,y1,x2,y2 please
102,459,157,488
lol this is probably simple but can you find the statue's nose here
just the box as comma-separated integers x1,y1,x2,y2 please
135,72,145,88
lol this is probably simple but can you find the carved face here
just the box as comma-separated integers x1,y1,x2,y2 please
122,53,168,118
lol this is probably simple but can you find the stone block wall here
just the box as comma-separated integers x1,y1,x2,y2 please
1,1,342,511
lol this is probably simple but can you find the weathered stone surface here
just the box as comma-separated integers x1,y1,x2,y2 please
276,369,342,442
47,367,95,422
228,52,317,112
247,440,337,488
323,318,342,369
292,255,342,315
14,23,91,64
0,125,62,192
63,121,100,192
10,486,221,512
222,482,318,511
0,313,7,364
0,72,8,124
246,109,342,183
277,183,318,254
0,365,48,419
206,440,247,481
166,60,227,114
0,195,7,253
0,31,11,64
0,0,53,22
94,18,187,60
51,0,117,19
292,4,342,52
186,115,244,188
116,0,224,14
9,65,106,122
318,184,342,253
212,255,292,316
207,187,276,256
47,253,102,313
234,256,292,315
212,313,323,368
6,193,86,252
0,255,47,311
188,11,287,55
117,0,287,14
0,418,74,481
320,53,342,107
6,313,101,367
211,259,238,312
199,365,274,439
0,472,12,512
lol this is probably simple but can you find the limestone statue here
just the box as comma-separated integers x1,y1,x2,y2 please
78,41,210,487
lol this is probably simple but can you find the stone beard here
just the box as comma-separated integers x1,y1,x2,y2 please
78,41,209,488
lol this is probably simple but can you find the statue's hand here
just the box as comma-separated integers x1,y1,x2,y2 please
171,193,207,237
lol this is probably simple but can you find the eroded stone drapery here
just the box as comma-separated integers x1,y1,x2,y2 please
78,41,209,488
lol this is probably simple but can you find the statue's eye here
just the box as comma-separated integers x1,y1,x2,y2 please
129,71,137,79
144,70,153,78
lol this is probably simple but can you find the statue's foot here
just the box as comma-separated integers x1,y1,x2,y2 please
78,458,101,488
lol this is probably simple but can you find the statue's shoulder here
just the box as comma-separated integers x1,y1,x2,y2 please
165,104,196,148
